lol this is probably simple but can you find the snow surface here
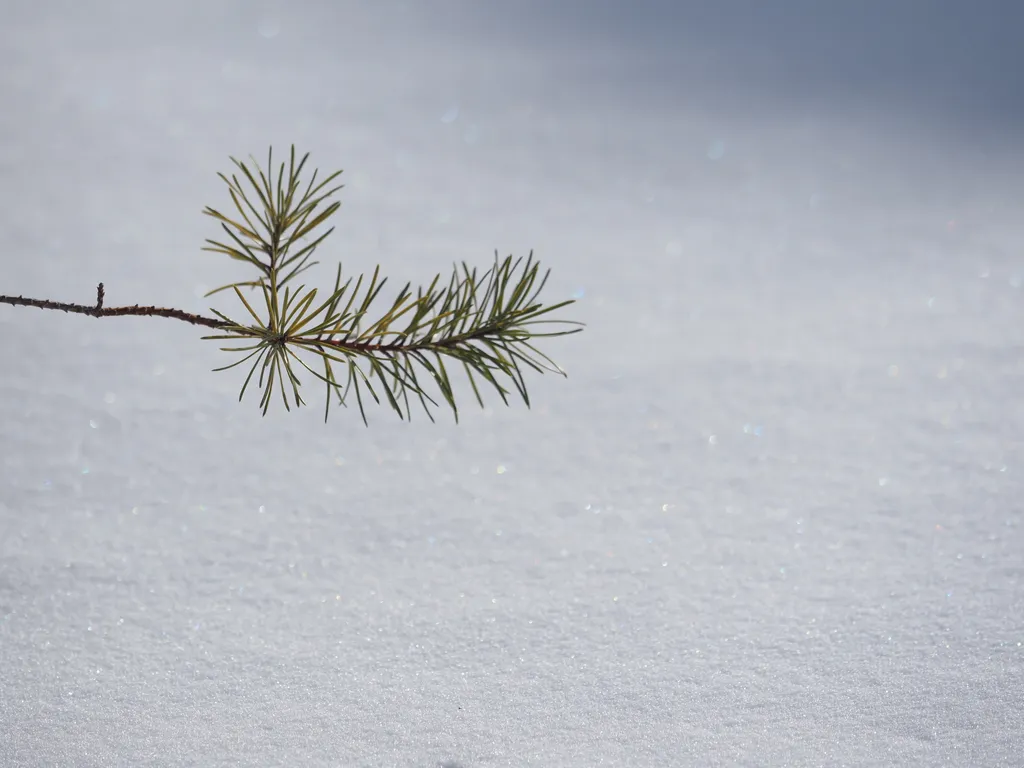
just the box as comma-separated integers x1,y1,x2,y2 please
1,1,1023,765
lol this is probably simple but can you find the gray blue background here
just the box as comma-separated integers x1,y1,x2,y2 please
2,1,1022,765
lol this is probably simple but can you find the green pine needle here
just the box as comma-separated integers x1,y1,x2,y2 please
200,145,582,423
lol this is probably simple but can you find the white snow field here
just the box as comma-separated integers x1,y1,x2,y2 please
1,1,1022,765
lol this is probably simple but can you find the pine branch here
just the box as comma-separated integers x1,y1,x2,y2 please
0,284,223,328
0,146,582,423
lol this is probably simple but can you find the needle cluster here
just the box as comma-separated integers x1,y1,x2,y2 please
200,146,581,423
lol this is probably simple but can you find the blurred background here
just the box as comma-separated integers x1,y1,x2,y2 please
1,1,1022,765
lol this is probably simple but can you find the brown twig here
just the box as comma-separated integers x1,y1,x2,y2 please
0,285,493,354
0,283,226,329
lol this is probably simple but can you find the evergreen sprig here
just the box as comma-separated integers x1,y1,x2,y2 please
203,146,580,423
0,146,581,423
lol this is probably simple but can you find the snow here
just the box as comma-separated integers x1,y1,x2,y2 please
1,1,1022,765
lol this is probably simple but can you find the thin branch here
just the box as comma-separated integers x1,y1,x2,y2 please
0,145,582,422
0,286,224,328
0,282,577,357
